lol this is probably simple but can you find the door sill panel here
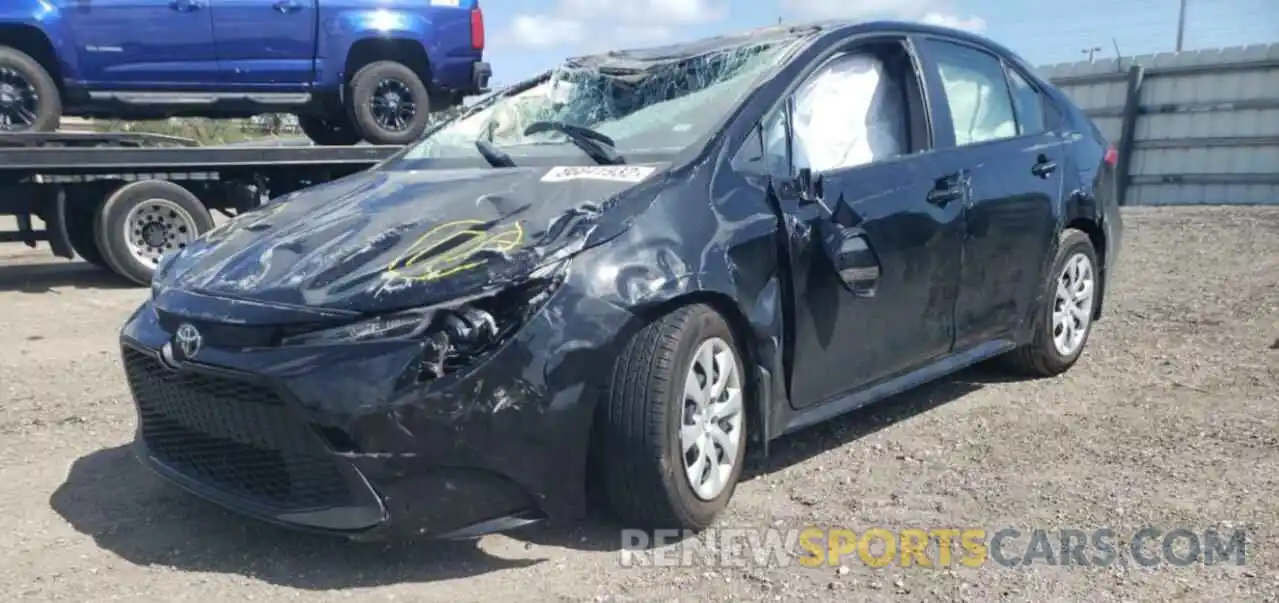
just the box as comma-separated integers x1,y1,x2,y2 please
781,339,1016,436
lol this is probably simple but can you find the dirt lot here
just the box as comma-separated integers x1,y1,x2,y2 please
1,206,1276,602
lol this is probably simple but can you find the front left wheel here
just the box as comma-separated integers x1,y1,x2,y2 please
596,304,749,531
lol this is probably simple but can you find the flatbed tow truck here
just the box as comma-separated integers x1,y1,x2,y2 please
0,132,400,285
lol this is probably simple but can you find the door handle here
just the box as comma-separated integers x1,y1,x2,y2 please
273,0,302,13
169,0,201,11
1031,154,1057,178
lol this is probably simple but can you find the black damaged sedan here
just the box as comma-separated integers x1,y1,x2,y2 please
121,20,1122,540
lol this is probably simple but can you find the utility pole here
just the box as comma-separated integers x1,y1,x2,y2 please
1175,0,1187,51
1082,46,1102,62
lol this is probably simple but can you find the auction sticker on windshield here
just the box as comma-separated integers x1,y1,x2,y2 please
541,165,657,183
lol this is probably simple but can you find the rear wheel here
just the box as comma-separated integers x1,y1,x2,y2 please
348,60,432,145
94,180,214,286
595,304,749,531
298,113,363,146
1001,228,1099,376
0,45,61,133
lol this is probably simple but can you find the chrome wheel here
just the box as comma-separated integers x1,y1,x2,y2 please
368,79,417,132
0,66,39,131
123,198,199,267
1052,252,1095,356
680,337,744,501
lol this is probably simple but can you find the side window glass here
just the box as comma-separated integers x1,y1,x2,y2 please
1006,67,1045,135
762,106,791,177
790,53,908,173
930,43,1017,145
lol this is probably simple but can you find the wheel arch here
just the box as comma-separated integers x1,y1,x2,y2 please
0,24,62,92
344,37,431,89
582,289,768,484
1064,216,1107,319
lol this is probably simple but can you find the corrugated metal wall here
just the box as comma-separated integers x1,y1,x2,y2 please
1038,44,1279,205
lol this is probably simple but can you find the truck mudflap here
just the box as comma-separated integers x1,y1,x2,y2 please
42,185,77,260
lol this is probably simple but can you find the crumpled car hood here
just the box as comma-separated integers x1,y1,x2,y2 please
155,164,667,314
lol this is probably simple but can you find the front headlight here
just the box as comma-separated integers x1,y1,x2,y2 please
278,259,569,375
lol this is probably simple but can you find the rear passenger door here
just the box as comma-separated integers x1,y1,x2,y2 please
914,37,1065,349
210,0,318,88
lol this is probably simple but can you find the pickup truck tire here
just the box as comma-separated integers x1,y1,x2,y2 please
348,60,432,145
0,45,61,133
298,114,363,146
94,180,214,286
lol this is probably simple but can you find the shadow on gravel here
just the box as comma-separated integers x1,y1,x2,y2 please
50,363,1025,574
508,363,1026,553
49,446,541,589
741,362,1022,481
0,261,135,293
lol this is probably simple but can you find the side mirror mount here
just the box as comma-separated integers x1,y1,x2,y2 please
817,222,881,297
795,167,823,205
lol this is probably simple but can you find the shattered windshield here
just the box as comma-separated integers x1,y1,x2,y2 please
396,40,797,163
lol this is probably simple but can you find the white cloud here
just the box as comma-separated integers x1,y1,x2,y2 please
920,12,987,32
781,0,985,32
508,15,587,49
504,0,724,50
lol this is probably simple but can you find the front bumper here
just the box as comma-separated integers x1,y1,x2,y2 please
118,290,609,540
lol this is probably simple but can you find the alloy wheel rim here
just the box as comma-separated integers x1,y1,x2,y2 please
1051,252,1095,356
0,67,39,131
368,79,417,132
680,337,745,501
123,199,198,267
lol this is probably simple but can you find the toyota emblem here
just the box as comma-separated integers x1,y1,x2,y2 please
175,323,203,359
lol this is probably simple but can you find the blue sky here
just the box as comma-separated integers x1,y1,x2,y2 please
479,0,1279,83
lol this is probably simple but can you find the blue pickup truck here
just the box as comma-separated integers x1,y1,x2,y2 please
0,0,491,145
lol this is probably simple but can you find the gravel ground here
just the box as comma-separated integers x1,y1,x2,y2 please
0,206,1276,602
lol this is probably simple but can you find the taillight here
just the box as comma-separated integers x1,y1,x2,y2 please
470,6,484,50
1103,145,1118,167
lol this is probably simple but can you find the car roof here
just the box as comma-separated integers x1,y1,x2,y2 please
560,19,1028,77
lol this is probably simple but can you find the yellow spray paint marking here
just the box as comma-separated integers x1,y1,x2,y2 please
385,219,525,283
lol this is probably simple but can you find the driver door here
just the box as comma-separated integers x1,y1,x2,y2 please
764,42,966,410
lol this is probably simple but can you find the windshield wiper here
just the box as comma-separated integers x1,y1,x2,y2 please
523,121,625,165
475,138,516,167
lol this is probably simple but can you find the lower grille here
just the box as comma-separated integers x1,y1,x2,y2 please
122,346,353,511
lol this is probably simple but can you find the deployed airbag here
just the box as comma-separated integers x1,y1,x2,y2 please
791,54,907,173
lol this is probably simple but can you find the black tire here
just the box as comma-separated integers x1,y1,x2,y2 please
297,113,363,146
347,60,432,145
596,304,749,531
1000,228,1100,377
65,197,110,269
94,180,214,286
0,45,61,133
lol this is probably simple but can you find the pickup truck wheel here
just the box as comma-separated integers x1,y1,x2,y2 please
298,114,363,146
0,45,61,132
94,180,214,286
348,60,431,145
595,304,749,531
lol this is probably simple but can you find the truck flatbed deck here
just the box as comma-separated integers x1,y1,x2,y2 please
0,132,403,285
